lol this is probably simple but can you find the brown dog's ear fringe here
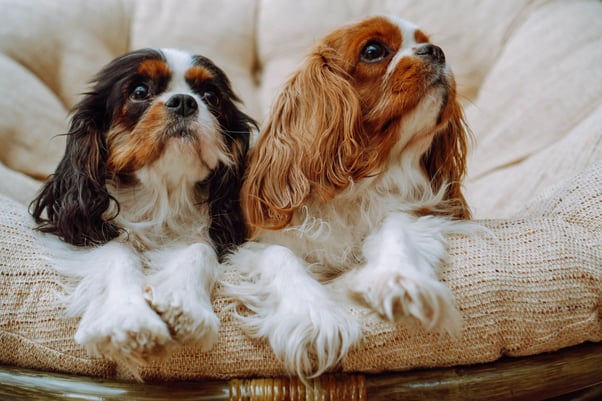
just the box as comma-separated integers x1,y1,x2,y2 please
421,103,472,220
242,47,381,234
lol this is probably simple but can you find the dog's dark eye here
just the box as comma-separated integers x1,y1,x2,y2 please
131,84,151,101
201,91,220,107
360,41,389,63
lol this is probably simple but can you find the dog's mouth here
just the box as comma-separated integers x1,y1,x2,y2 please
164,120,201,140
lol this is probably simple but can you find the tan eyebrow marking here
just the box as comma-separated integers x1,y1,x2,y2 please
185,66,215,85
137,59,170,79
414,29,430,44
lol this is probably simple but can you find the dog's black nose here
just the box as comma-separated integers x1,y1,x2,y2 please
166,94,198,117
415,44,445,64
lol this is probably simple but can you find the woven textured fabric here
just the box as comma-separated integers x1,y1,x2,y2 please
1,163,600,381
463,0,602,219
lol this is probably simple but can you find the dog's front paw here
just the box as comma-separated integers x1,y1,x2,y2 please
144,285,219,350
230,284,362,378
351,268,462,336
75,297,172,367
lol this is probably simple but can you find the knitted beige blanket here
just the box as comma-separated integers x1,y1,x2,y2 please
1,163,600,381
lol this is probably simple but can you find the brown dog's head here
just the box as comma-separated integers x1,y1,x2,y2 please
244,16,471,233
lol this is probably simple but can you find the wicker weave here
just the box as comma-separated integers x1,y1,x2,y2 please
230,375,366,401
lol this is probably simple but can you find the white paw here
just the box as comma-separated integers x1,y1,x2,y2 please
228,281,362,378
74,297,172,366
224,244,362,377
144,284,219,350
143,243,220,351
352,268,462,336
240,302,361,378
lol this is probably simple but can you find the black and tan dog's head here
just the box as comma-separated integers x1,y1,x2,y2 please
31,48,256,255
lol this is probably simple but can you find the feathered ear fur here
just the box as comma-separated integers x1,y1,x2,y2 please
30,96,120,246
185,53,257,256
421,100,471,219
207,108,255,257
243,47,375,233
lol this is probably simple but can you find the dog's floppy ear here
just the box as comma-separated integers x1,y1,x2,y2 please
243,46,373,233
421,99,471,219
30,95,121,246
207,106,255,257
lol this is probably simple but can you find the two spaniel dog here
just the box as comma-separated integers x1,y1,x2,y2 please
32,16,473,378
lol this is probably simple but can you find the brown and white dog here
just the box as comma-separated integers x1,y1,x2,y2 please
225,16,473,378
31,48,255,370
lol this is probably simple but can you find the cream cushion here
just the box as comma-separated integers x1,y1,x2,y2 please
1,163,600,380
465,0,602,217
0,0,601,380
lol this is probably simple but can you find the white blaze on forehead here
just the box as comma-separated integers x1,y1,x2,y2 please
159,48,197,101
157,48,216,130
385,16,423,77
387,16,421,48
